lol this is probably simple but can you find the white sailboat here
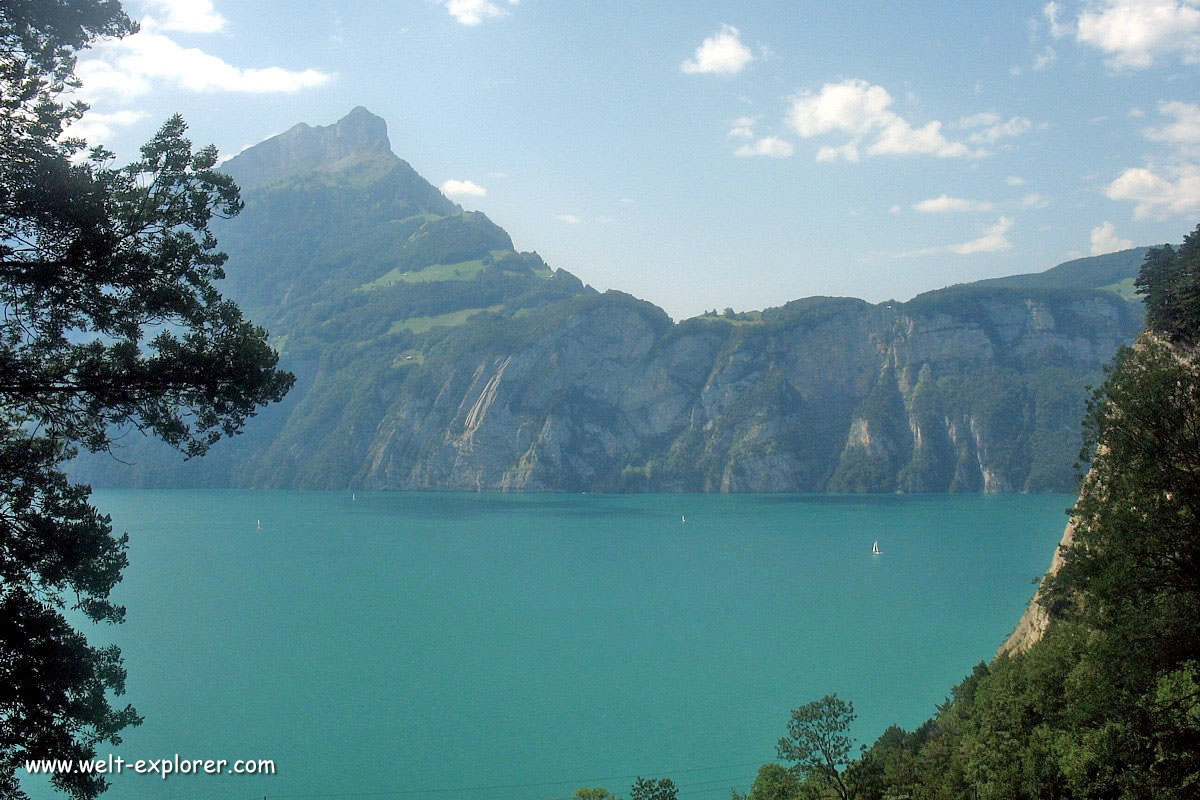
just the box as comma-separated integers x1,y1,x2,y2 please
256,519,262,532
872,540,881,555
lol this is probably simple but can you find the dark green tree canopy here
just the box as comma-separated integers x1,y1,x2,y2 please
0,2,292,798
0,0,134,75
575,787,619,800
630,776,677,800
741,763,801,800
776,695,856,800
1135,222,1200,344
0,113,292,456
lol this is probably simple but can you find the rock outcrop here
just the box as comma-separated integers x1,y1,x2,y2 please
997,518,1076,656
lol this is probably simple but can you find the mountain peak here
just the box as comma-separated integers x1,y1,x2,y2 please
331,106,390,152
222,107,394,190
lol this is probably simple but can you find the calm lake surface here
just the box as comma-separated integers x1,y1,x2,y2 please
28,491,1071,800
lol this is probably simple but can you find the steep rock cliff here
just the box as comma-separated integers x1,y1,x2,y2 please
68,109,1146,492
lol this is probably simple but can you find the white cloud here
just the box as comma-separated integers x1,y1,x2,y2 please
816,142,861,162
76,46,149,98
1018,192,1051,208
1034,45,1058,69
734,136,794,158
1143,100,1200,151
441,179,487,197
951,217,1015,254
62,109,148,144
443,0,518,25
1006,175,1027,186
896,217,1015,257
1105,164,1200,218
1090,221,1135,253
790,79,892,138
1062,0,1200,68
959,111,1001,128
788,79,976,161
870,119,969,157
556,214,582,224
1104,99,1200,219
965,115,1034,145
681,24,754,75
1106,100,1200,218
77,28,332,99
1044,2,1074,37
912,195,995,213
907,190,1046,214
141,0,226,33
727,116,756,138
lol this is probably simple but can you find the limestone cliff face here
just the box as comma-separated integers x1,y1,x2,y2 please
998,518,1075,657
213,289,1139,492
69,275,1141,494
221,106,393,191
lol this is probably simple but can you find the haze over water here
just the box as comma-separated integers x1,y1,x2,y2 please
32,490,1070,800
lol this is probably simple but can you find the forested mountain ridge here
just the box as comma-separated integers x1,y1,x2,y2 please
70,108,1145,492
967,245,1153,294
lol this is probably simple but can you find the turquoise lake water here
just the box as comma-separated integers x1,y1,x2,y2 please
25,490,1072,800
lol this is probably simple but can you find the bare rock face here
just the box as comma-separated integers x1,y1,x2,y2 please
72,282,1142,492
242,289,1138,493
997,517,1076,657
222,106,392,190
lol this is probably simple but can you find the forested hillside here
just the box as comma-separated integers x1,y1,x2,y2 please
743,224,1200,800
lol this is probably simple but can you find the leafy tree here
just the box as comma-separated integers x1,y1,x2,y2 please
1032,332,1200,797
0,2,292,798
630,777,677,800
1135,222,1200,343
742,763,801,800
1051,340,1200,624
575,788,619,800
777,695,857,800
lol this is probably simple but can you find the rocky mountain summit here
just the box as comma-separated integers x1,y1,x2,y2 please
71,109,1146,492
221,105,393,191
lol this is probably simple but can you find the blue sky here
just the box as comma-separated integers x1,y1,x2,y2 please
69,0,1200,319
